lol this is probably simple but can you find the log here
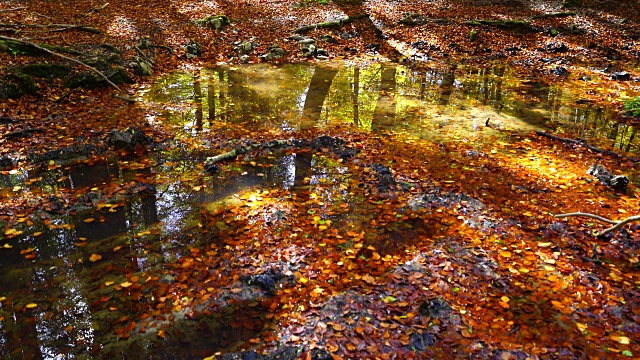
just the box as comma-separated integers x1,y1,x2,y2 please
535,130,640,163
555,212,640,236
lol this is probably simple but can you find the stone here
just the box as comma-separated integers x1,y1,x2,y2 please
108,128,149,149
553,66,568,77
611,72,631,81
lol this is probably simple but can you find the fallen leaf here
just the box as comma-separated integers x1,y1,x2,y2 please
89,254,102,262
120,282,132,288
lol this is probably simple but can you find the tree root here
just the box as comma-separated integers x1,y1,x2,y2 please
0,35,122,92
0,7,26,13
294,14,369,34
0,23,101,34
555,212,640,236
2,128,44,139
535,130,640,163
205,140,290,166
528,12,576,20
465,19,537,31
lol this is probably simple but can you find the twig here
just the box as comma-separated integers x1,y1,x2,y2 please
86,3,109,15
535,130,640,163
554,212,640,236
54,88,79,103
0,35,121,92
0,7,26,13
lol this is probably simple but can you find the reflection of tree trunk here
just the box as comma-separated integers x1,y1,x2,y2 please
482,68,489,105
352,67,360,127
293,152,313,202
372,65,396,131
194,72,203,131
625,128,636,152
208,71,216,124
218,69,227,122
438,67,456,105
301,66,339,127
493,65,505,111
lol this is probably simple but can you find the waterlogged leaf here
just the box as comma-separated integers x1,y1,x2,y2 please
89,254,102,262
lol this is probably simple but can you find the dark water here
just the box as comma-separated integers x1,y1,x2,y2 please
1,62,638,359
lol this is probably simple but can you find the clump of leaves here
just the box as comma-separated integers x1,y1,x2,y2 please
624,96,640,118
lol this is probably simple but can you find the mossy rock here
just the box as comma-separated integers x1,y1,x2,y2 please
196,15,230,30
18,63,71,79
0,39,49,57
64,66,133,89
0,73,38,99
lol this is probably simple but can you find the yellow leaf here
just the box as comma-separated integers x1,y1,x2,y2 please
610,335,630,344
299,277,308,284
84,218,95,223
538,242,552,247
89,254,102,262
576,322,588,332
105,281,114,286
0,297,6,301
501,296,510,303
500,251,512,258
120,282,132,288
192,186,202,192
551,300,563,308
25,303,37,309
362,274,375,284
2,244,12,249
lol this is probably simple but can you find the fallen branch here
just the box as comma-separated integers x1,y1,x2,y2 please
0,35,121,91
0,7,26,13
555,212,640,236
86,2,109,15
535,130,640,163
54,88,79,103
294,14,369,34
0,23,101,34
528,12,576,20
205,140,290,166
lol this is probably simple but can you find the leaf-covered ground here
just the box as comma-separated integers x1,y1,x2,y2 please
1,0,640,359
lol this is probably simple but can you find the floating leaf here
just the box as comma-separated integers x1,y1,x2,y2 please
25,303,37,309
120,282,132,288
89,254,102,262
84,218,95,223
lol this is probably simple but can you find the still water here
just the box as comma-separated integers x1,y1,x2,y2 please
0,62,638,359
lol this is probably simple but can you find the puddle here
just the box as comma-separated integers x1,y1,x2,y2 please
2,61,640,358
142,63,639,152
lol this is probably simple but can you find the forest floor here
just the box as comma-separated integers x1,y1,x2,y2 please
1,0,640,359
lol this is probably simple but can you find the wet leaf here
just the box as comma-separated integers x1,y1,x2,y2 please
89,254,102,262
84,218,95,223
120,282,132,288
25,303,37,309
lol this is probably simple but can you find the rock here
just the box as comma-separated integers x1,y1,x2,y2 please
399,13,429,26
243,268,294,294
260,45,286,61
365,43,380,52
544,41,568,53
579,75,592,81
235,40,257,55
108,128,149,149
0,155,13,169
298,38,317,45
18,63,71,79
371,164,397,193
64,66,133,89
419,297,452,318
553,66,568,77
196,15,230,30
316,48,329,57
185,41,202,59
410,332,436,350
130,57,152,76
587,163,629,192
321,34,339,44
611,72,631,81
340,31,358,40
205,164,221,174
0,73,37,99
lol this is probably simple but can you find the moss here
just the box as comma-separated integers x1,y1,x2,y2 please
18,63,71,78
64,66,133,89
624,97,640,118
0,73,38,99
0,39,48,57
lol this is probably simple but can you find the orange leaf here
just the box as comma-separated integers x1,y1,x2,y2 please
89,254,102,262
